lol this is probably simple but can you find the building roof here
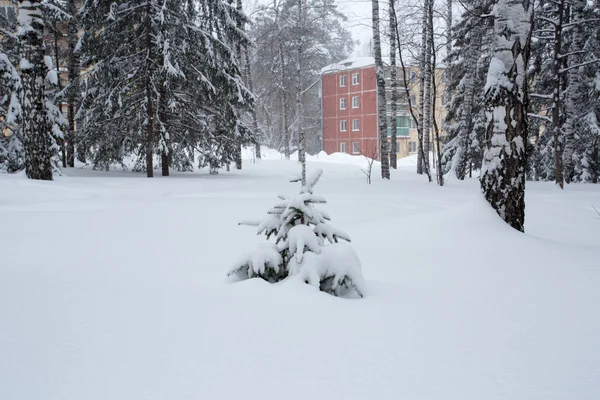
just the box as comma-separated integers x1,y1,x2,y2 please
320,57,376,74
321,57,443,75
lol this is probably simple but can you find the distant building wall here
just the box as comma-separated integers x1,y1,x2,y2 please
321,58,447,161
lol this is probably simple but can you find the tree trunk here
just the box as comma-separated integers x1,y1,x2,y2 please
417,3,427,175
454,30,481,180
372,0,390,179
52,20,67,168
422,0,433,175
296,0,306,184
389,0,397,169
66,0,79,168
480,0,533,232
428,0,443,186
159,86,169,176
592,137,598,184
550,0,566,188
18,0,54,181
275,0,290,159
234,0,243,170
243,46,261,160
563,0,585,183
144,0,154,178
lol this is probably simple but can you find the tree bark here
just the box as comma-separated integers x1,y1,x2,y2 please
296,0,306,184
417,3,428,175
428,0,443,186
66,0,79,168
389,0,398,169
480,0,533,232
51,20,67,168
422,0,433,174
550,0,566,188
243,46,261,160
563,0,585,183
372,0,390,179
18,0,54,181
144,0,154,178
274,0,290,159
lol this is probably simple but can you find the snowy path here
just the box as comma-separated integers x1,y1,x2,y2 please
1,159,599,400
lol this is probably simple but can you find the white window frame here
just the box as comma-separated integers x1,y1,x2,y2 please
340,142,347,153
352,73,359,85
352,96,359,109
340,75,346,87
352,119,360,131
340,98,346,110
340,120,347,132
352,142,360,154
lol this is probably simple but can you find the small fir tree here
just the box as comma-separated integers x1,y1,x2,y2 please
229,168,365,298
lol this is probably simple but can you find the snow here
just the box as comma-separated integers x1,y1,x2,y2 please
19,58,33,71
1,154,600,400
320,56,375,74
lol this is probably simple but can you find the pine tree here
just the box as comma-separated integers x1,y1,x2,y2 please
481,0,533,231
229,169,365,298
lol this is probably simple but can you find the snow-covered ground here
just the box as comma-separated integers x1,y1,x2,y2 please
1,151,599,400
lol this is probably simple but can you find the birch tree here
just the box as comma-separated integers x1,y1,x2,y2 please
372,0,390,179
481,0,533,231
389,0,398,169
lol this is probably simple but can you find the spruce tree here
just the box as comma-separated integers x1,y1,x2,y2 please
441,0,492,179
79,0,252,175
230,169,365,298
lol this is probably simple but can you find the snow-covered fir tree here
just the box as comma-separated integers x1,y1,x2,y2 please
481,0,533,231
441,0,492,180
78,0,253,176
0,7,22,173
229,169,365,298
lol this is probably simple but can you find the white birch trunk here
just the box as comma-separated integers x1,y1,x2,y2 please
480,0,533,232
372,0,390,179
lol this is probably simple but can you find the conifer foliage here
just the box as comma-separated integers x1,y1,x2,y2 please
78,0,253,176
229,169,365,298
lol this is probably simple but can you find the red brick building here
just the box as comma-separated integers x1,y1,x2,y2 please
320,57,445,160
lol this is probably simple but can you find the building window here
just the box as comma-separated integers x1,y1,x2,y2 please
352,119,360,131
340,75,346,87
352,73,359,85
352,142,360,154
410,71,417,83
411,95,416,105
396,140,401,154
340,120,347,131
340,142,347,153
352,96,359,108
409,141,417,153
340,97,346,110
